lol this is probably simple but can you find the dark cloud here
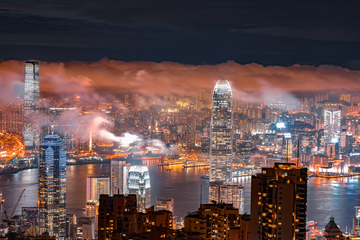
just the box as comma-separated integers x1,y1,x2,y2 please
1,0,360,65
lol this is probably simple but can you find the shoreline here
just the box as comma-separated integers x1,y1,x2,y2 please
0,166,37,175
0,160,113,175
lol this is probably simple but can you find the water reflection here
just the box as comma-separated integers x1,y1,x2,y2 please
0,164,359,231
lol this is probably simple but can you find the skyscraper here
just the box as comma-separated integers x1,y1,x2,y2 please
24,61,40,152
324,110,341,144
38,134,66,239
127,165,151,212
209,80,233,183
110,161,129,195
208,182,244,213
86,176,110,203
250,163,307,240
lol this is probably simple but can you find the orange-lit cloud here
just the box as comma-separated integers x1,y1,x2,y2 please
0,59,359,102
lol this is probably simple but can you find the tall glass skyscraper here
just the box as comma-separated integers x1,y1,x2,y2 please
324,110,341,144
24,61,40,152
127,165,151,213
38,134,66,240
209,80,233,183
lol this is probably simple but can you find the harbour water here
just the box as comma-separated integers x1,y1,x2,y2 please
0,161,359,233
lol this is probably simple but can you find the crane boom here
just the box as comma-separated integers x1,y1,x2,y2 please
9,189,25,219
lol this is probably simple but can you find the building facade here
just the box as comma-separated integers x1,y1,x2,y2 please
86,176,110,203
250,163,307,240
184,203,240,240
156,198,174,213
38,134,66,239
24,61,40,152
110,161,129,195
208,182,244,214
127,165,151,213
209,80,234,183
98,194,137,240
324,110,341,144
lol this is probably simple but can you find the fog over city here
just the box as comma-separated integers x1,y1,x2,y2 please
1,60,360,103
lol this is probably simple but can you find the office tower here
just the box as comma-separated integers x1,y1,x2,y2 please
38,134,66,239
250,163,307,240
86,176,110,203
110,161,129,195
24,61,40,152
80,218,95,240
324,110,341,144
210,79,233,183
127,165,151,213
85,200,98,236
185,116,196,148
201,136,210,153
239,141,252,165
282,133,293,160
65,213,77,240
323,217,345,240
156,198,174,212
208,182,244,214
98,194,137,240
184,202,240,240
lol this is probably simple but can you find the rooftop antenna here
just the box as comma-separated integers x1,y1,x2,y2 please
50,120,54,135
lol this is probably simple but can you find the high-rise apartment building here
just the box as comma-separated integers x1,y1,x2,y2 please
127,165,151,212
86,176,110,203
324,110,341,144
210,79,233,183
250,163,307,240
98,194,137,240
38,134,66,239
208,182,244,214
110,161,129,195
184,202,240,240
24,61,40,152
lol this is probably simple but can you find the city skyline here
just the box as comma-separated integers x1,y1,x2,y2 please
1,1,360,239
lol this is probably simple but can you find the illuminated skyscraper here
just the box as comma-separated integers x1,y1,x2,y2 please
24,61,40,152
324,110,341,144
209,80,233,183
127,165,151,212
38,134,66,239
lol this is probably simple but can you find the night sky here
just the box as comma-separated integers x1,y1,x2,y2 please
1,0,360,67
1,0,360,100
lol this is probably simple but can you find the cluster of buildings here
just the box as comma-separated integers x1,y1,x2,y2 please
2,62,360,239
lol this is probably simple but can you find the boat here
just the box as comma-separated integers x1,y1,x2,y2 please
200,173,209,179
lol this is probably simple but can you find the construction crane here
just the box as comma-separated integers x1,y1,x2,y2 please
3,189,25,226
